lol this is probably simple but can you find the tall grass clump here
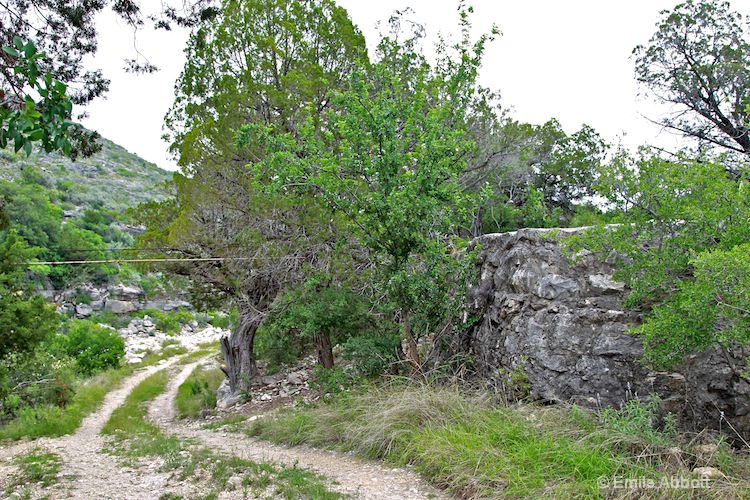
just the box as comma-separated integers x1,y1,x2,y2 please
248,382,750,498
175,366,224,418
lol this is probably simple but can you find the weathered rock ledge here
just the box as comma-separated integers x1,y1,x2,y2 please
460,227,750,440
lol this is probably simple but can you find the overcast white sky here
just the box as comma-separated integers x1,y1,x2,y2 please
79,0,749,171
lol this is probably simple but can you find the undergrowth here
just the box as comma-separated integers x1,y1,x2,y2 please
0,345,192,441
246,382,750,498
0,365,133,440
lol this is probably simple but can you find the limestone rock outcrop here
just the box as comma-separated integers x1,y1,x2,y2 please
461,228,750,440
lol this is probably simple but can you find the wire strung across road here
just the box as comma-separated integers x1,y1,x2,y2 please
27,256,254,266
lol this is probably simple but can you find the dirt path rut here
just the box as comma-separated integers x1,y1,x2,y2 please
149,360,448,500
2,354,447,499
1,357,184,499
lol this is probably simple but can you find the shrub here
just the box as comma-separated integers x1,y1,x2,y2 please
341,333,401,378
311,366,350,394
135,308,196,334
88,310,132,329
64,320,125,375
206,310,233,329
257,279,376,370
568,155,750,368
599,395,678,445
0,348,77,422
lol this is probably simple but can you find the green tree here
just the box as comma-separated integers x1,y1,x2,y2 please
145,0,368,393
1,2,221,157
0,176,110,286
569,150,750,368
634,0,750,158
0,37,85,158
164,0,367,170
253,7,495,373
463,118,608,234
0,230,59,360
259,276,375,369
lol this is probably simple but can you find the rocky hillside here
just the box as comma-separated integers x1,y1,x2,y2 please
0,137,174,213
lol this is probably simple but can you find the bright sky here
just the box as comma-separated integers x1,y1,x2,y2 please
79,0,748,171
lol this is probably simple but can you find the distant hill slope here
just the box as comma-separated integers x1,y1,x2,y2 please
0,137,174,212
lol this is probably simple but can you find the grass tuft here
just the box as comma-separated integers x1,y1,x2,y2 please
175,365,224,419
4,447,63,496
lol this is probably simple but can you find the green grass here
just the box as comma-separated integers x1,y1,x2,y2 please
15,448,62,487
203,414,248,431
0,346,194,441
247,382,750,498
101,369,182,459
0,365,133,440
4,448,63,497
175,365,225,418
176,343,220,365
103,368,344,499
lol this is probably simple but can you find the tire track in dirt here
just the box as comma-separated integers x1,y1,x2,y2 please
1,356,196,499
149,359,449,500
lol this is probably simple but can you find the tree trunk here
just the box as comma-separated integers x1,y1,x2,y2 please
314,333,335,369
220,304,261,393
402,310,422,377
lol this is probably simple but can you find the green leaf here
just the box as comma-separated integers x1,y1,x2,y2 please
28,129,44,141
23,40,36,58
2,46,19,58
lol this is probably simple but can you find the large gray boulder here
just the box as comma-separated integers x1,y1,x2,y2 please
105,299,138,314
461,228,750,439
109,283,145,301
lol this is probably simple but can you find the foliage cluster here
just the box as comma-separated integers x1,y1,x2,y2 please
568,152,750,367
63,320,125,375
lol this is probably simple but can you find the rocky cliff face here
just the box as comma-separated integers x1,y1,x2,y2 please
462,228,750,440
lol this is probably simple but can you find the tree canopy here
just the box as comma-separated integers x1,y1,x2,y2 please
634,0,750,158
164,0,367,170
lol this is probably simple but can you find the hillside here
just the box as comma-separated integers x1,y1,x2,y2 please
0,137,174,213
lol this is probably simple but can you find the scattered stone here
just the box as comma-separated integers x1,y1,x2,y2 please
692,467,725,479
287,371,306,385
694,444,719,457
75,303,93,318
110,283,145,301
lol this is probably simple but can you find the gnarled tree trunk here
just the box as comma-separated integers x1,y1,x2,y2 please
314,333,335,369
402,309,423,378
221,302,262,393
